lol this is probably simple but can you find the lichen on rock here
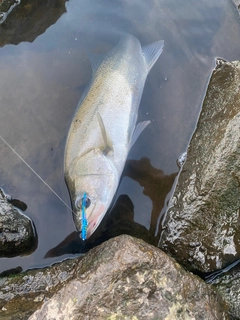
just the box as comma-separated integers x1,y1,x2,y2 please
28,235,228,320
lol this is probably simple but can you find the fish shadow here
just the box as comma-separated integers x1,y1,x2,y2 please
45,157,177,257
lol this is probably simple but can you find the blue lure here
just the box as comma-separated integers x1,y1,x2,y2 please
81,192,88,241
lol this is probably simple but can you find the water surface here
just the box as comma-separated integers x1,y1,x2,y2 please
0,0,240,273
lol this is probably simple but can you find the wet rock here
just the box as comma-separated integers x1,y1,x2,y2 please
0,0,67,47
26,235,228,320
0,258,77,320
210,263,240,320
0,188,36,257
159,60,240,273
0,0,20,25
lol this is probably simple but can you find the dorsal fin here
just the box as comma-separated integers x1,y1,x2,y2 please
142,40,164,72
97,113,112,155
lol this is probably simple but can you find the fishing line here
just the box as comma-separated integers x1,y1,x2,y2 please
0,134,74,214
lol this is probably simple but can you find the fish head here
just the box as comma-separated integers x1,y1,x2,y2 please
72,175,115,238
66,149,118,239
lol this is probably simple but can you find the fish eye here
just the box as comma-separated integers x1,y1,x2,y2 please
75,195,91,210
84,197,91,209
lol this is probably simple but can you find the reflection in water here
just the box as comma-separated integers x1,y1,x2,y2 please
7,196,27,211
123,158,177,238
0,0,21,25
0,0,67,46
0,0,240,273
46,158,176,257
0,266,22,277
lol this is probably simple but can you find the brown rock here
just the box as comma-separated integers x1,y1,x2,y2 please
29,235,228,320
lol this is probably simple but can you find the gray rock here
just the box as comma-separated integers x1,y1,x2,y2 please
0,188,36,257
0,258,77,320
28,235,228,320
208,263,240,320
159,60,240,273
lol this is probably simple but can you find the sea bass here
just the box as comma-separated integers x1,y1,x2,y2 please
64,34,164,239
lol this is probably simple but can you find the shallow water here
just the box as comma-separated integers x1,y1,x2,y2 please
0,0,240,273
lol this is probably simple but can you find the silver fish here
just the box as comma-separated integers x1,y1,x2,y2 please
64,34,164,239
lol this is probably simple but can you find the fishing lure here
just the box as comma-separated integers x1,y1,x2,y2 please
81,192,88,240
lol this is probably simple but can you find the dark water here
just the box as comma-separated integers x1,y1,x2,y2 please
0,0,240,273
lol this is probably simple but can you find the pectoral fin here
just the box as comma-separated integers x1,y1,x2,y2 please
97,112,112,155
129,120,151,149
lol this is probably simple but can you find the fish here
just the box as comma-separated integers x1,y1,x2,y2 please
64,34,164,239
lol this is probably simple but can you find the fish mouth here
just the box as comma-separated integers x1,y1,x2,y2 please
86,202,106,239
73,202,106,239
